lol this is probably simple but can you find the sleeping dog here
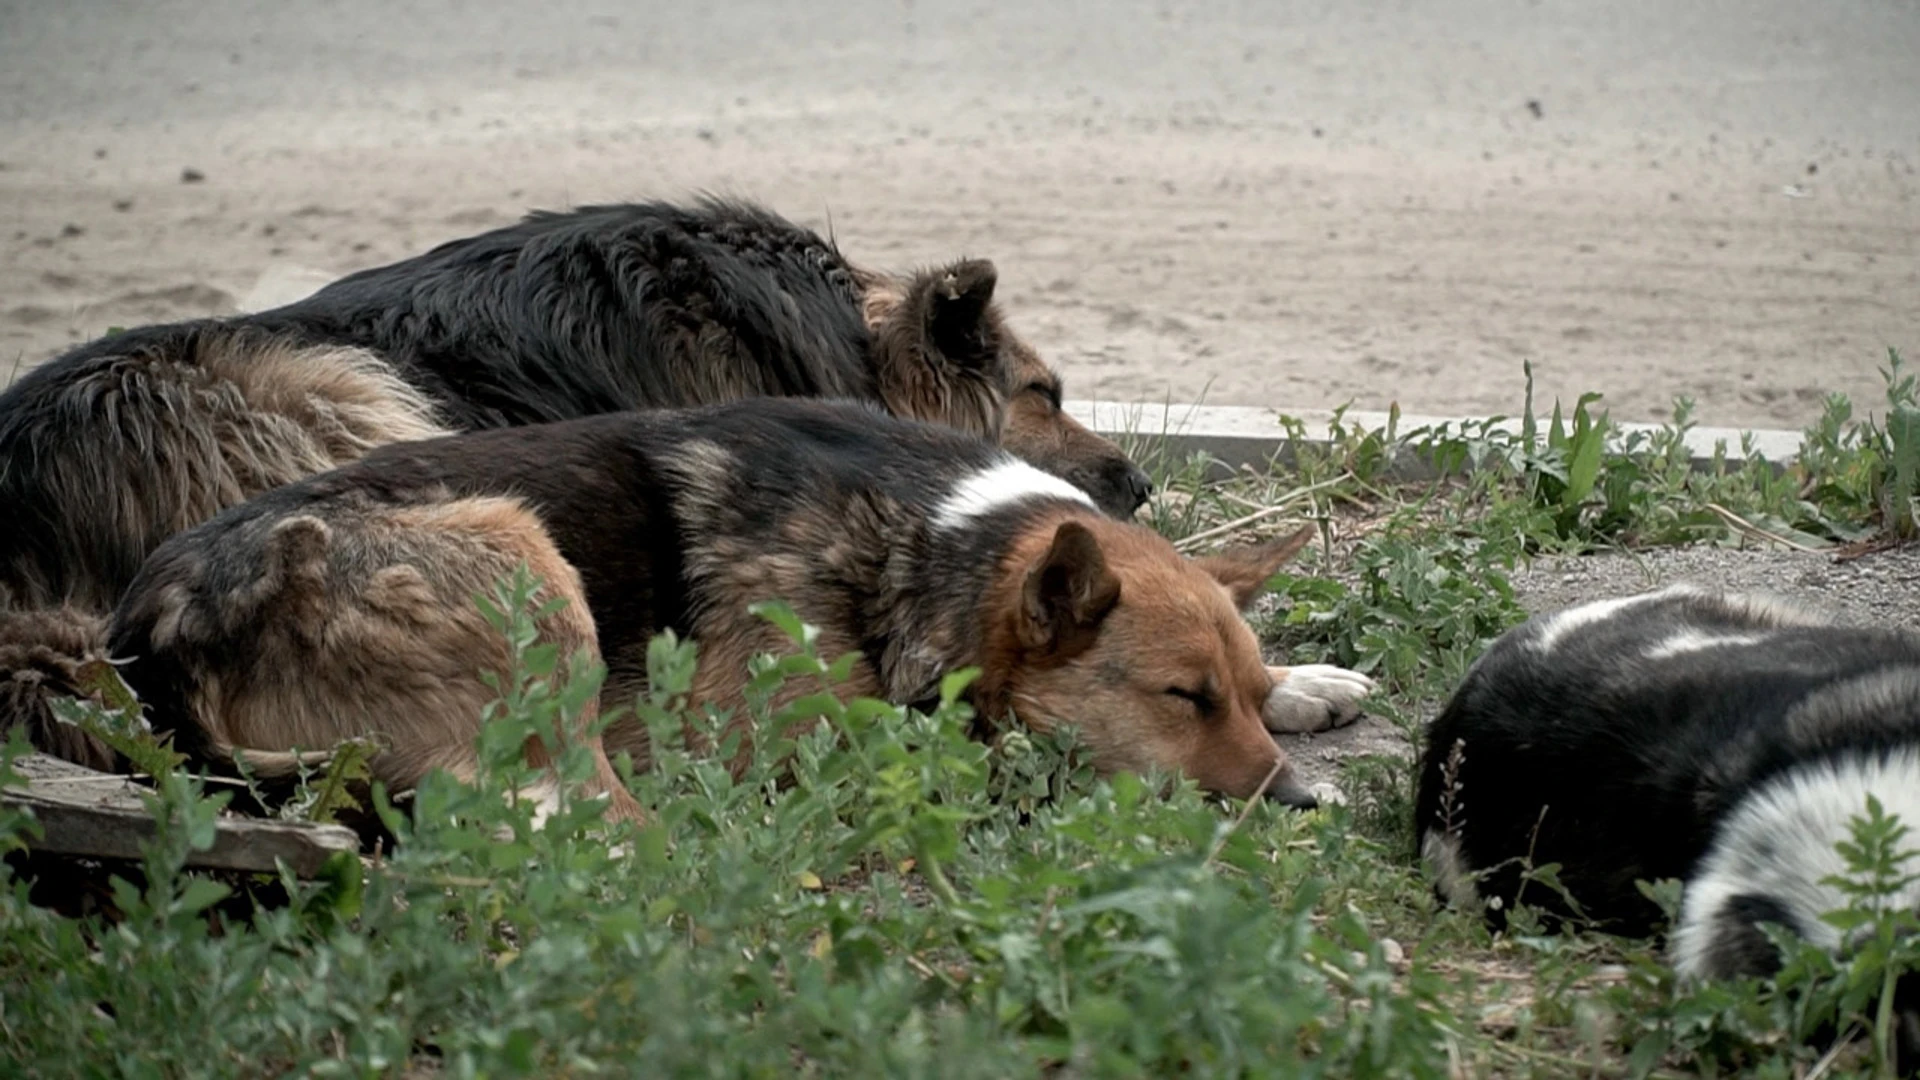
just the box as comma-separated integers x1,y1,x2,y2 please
27,399,1372,819
1416,584,1920,1048
0,198,1149,770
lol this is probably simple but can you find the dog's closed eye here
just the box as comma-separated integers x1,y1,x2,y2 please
1164,685,1217,715
1025,379,1064,410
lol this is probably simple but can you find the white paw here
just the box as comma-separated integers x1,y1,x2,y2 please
1263,664,1374,734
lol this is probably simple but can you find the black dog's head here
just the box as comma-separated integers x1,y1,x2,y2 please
861,258,1150,519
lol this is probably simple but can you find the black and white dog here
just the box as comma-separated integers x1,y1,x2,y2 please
1415,584,1920,990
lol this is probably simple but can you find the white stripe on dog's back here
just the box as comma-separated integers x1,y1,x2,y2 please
933,459,1095,530
1524,583,1738,656
1644,630,1770,661
1528,585,1832,658
1528,590,1674,655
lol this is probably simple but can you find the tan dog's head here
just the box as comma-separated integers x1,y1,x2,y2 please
979,517,1317,803
862,259,1152,519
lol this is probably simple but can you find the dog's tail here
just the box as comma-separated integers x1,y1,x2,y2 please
0,605,121,771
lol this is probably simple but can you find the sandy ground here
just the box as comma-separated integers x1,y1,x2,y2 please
1,0,1916,428
4,1,1920,805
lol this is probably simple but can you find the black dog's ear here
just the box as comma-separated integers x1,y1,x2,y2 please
909,258,998,371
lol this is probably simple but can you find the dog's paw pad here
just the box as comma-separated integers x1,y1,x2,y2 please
1264,664,1375,734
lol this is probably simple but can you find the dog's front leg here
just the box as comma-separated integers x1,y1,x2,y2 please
1263,665,1374,734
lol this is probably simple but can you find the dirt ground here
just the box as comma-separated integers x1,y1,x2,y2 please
3,1,1917,427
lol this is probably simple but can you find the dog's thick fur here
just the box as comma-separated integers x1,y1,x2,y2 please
71,400,1367,818
1415,584,1920,1054
0,199,1148,760
0,199,1145,620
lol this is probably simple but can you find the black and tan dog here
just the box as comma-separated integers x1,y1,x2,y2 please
0,199,1148,765
1416,584,1920,1057
34,399,1369,819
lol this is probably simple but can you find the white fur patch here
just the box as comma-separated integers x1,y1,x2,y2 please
932,459,1095,530
1422,829,1485,912
1528,585,1703,655
1643,630,1770,661
1264,664,1375,734
1672,750,1920,979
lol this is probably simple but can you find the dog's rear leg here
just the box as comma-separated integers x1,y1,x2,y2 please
124,497,644,826
356,501,646,826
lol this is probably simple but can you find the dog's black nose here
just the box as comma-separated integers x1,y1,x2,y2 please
1124,463,1154,509
1263,770,1319,810
1085,458,1155,518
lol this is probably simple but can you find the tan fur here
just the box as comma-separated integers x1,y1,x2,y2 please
5,333,450,612
111,476,1351,813
157,496,640,823
196,335,452,465
975,518,1316,799
994,343,1132,488
598,507,1325,799
857,266,1143,517
0,607,118,771
594,508,1333,798
857,268,1003,441
855,268,906,345
598,496,899,772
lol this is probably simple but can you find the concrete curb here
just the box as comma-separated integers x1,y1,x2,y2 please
1064,400,1805,479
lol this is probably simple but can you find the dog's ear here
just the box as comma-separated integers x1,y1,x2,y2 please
909,258,999,372
1018,521,1121,656
1194,525,1314,610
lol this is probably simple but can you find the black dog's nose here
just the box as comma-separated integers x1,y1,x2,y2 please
1084,458,1155,519
1121,462,1153,513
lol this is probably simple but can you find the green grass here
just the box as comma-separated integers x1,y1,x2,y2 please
4,349,1920,1077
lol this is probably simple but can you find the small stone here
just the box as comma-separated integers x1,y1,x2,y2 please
1309,781,1349,807
180,167,205,183
1480,1002,1521,1034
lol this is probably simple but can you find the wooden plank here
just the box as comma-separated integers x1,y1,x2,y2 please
5,753,360,878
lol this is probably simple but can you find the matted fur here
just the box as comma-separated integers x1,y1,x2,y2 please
104,400,1367,810
115,493,640,821
0,199,1151,769
0,607,118,771
0,330,448,612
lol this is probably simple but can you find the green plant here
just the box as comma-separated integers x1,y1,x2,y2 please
1604,798,1920,1080
1798,348,1920,541
6,350,1920,1076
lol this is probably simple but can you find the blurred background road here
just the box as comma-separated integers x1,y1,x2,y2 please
2,0,1916,425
